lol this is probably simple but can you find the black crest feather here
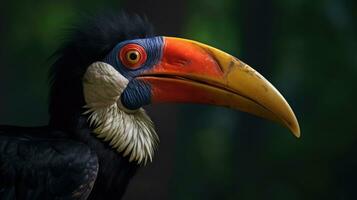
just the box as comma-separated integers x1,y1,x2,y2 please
49,12,154,128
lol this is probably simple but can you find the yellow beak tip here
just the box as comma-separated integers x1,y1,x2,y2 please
290,124,301,138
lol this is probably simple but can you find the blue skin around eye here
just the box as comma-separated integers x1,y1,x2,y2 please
103,36,164,110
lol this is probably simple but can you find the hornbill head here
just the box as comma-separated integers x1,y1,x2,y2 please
50,13,300,165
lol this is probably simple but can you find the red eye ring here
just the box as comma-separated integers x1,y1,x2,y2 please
119,44,147,69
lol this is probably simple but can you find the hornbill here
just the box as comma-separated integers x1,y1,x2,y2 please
0,13,300,199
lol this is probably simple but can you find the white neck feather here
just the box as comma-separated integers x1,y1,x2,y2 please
82,62,158,164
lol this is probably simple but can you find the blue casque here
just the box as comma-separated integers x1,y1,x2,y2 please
104,36,164,110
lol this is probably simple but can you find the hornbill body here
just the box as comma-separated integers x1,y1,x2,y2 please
0,13,300,199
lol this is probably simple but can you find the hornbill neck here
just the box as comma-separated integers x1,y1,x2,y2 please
49,73,138,200
49,96,139,199
75,116,139,200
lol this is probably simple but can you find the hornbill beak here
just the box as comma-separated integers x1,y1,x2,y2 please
137,37,300,137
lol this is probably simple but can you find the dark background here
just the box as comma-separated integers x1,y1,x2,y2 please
0,0,356,199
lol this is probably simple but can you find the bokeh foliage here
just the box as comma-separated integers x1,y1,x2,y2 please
174,0,357,199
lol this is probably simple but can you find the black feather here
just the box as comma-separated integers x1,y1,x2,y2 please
1,12,155,200
0,126,98,200
49,12,154,129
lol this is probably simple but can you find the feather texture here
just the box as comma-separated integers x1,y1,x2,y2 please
83,62,158,164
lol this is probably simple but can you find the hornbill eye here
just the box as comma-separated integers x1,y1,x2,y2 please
119,43,147,69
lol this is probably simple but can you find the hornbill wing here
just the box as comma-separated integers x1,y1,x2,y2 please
0,126,98,200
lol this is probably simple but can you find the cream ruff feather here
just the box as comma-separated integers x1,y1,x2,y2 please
82,62,158,164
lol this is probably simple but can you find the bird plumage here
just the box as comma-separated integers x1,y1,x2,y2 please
83,62,158,164
0,125,97,199
0,13,154,200
49,12,154,130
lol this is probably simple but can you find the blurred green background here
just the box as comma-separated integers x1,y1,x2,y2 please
0,0,356,199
